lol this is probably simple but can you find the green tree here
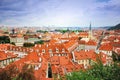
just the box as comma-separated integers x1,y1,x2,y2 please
10,42,16,45
16,64,36,80
23,42,34,47
48,63,52,78
66,61,120,80
0,64,36,80
0,36,10,43
0,69,11,80
0,65,19,80
35,40,44,44
112,51,120,62
36,30,48,33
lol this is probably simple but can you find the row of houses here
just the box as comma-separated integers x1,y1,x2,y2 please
0,30,119,80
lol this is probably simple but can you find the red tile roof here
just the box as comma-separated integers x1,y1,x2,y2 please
86,40,97,46
0,51,17,60
78,40,86,44
74,50,107,64
9,51,49,80
99,43,113,51
74,50,95,61
0,51,7,60
79,32,89,38
63,40,78,52
50,55,83,76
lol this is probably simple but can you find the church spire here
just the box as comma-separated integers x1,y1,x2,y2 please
89,22,91,31
89,22,92,39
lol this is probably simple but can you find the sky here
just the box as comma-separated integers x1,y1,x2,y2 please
0,0,120,27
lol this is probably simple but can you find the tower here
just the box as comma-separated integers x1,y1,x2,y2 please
89,22,92,39
12,28,15,34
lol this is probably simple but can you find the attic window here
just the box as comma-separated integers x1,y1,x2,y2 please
62,48,65,52
7,55,10,58
30,49,33,52
49,49,52,53
42,49,45,53
56,48,59,53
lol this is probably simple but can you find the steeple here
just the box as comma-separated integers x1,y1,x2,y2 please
12,28,15,34
89,22,92,39
89,22,91,31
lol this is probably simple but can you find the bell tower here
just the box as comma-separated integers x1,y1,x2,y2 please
89,22,92,39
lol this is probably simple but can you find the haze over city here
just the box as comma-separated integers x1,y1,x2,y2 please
0,0,120,27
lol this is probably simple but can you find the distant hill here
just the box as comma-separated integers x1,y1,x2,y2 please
108,23,120,30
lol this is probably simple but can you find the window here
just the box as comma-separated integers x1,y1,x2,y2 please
62,48,65,52
42,49,45,53
82,60,84,63
49,49,52,53
56,48,59,53
30,49,33,52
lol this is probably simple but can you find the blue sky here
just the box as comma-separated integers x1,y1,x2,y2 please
0,0,120,27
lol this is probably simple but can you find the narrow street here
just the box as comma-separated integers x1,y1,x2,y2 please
96,31,105,50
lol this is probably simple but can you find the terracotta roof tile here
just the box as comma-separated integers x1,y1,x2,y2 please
86,40,97,46
99,43,113,51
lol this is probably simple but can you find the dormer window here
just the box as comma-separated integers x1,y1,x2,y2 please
56,48,59,53
35,65,38,70
30,49,33,52
49,49,52,53
7,55,10,58
42,49,45,53
62,48,65,52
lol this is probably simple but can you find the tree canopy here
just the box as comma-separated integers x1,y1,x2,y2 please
66,62,120,80
0,36,10,43
23,42,35,47
35,40,44,44
108,23,120,30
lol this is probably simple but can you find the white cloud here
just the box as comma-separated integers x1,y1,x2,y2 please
0,0,120,27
